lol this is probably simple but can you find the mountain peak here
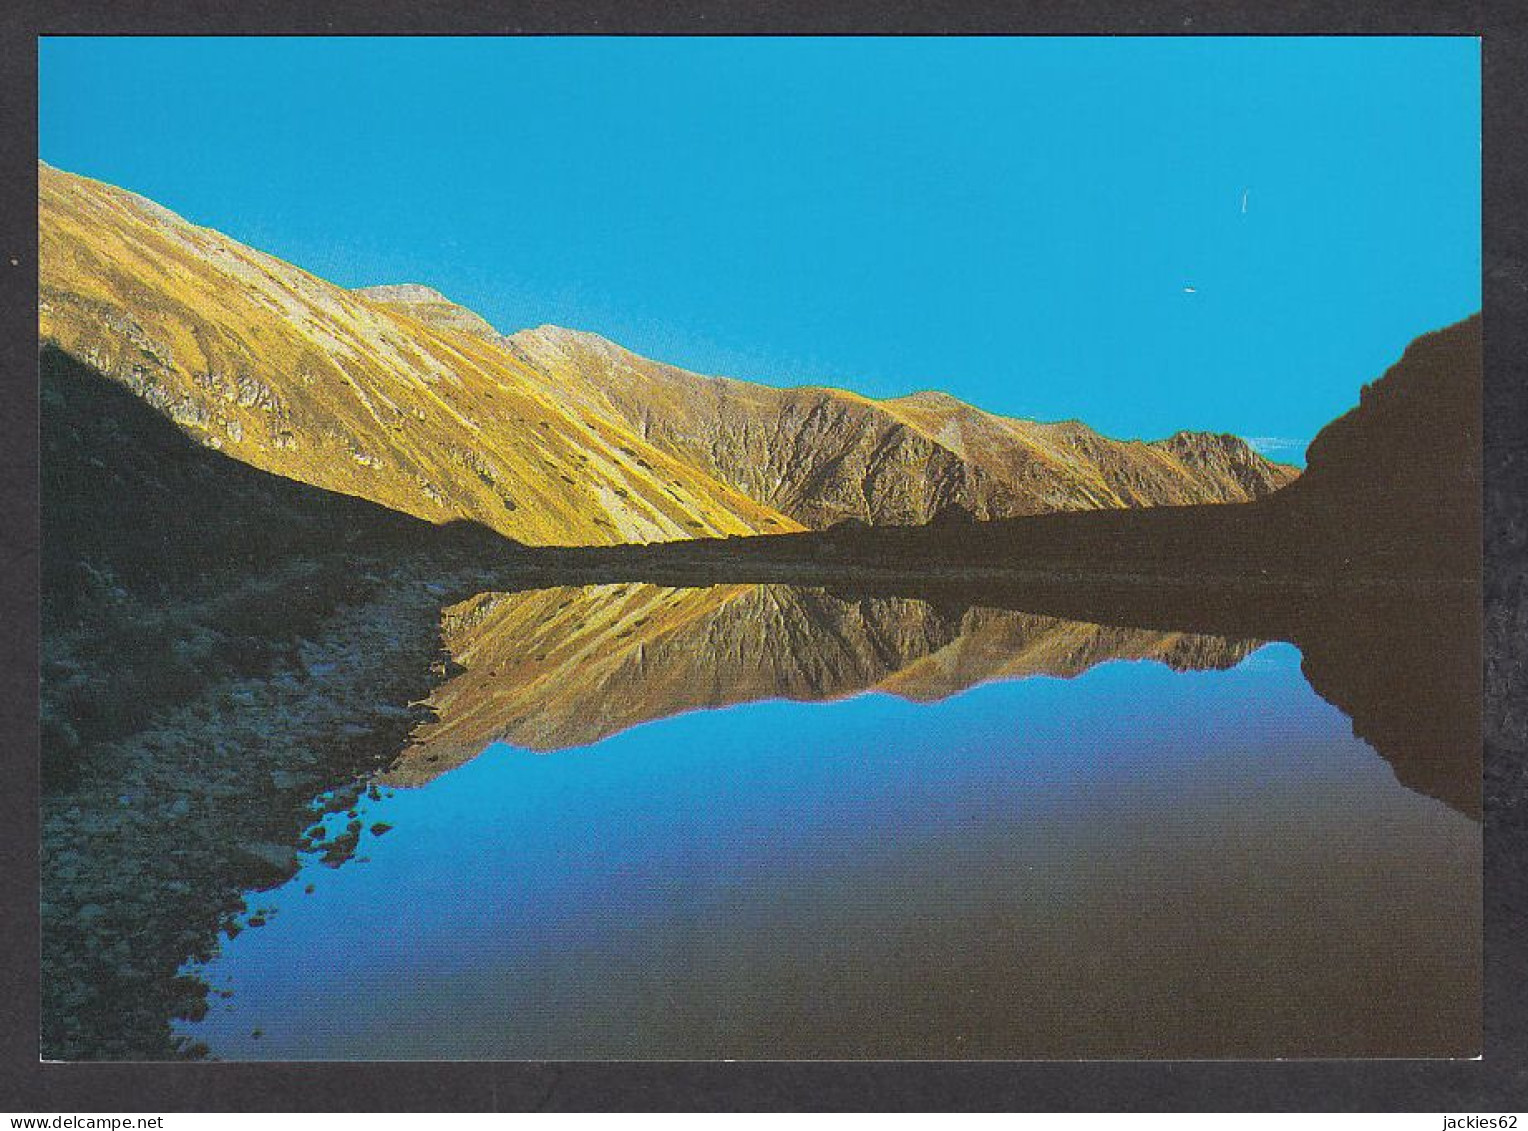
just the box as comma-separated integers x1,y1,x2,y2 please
352,283,503,342
506,324,645,371
895,389,965,408
1154,429,1285,463
353,283,454,305
514,323,620,349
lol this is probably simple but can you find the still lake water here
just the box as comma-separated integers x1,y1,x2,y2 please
176,588,1480,1060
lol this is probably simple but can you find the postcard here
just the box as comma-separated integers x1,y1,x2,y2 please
38,35,1482,1061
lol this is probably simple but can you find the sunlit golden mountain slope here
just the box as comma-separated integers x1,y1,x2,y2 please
502,325,1300,528
384,583,1258,784
38,164,797,545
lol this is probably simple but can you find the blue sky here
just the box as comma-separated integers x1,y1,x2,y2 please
39,37,1479,458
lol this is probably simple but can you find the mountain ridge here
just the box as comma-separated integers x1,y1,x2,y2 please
359,299,1293,461
495,317,1299,527
41,161,1297,545
343,276,1302,528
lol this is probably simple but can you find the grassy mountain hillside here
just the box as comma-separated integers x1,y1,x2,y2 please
497,323,1299,528
38,163,796,545
41,162,1294,545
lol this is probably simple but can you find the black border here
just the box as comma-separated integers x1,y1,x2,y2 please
4,1,1525,1112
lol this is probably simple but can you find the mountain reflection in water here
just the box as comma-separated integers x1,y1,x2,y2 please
387,583,1261,785
174,583,1480,1061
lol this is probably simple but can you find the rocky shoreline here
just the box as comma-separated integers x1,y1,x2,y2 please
42,553,528,1060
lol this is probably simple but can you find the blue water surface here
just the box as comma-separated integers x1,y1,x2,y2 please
179,642,1479,1060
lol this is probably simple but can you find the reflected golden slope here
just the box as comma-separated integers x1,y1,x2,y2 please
879,610,1257,701
384,584,1258,785
38,164,797,545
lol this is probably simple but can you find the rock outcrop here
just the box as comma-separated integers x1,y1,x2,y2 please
349,284,505,342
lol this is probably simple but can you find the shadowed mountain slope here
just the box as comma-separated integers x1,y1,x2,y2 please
38,164,796,545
